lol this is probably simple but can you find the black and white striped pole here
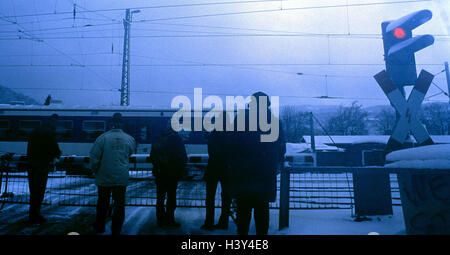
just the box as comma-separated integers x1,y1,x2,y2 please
374,70,434,152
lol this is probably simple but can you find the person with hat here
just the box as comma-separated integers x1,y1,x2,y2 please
90,113,136,235
26,114,61,224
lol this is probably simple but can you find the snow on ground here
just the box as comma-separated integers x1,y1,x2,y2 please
0,202,406,235
278,207,405,235
385,144,450,169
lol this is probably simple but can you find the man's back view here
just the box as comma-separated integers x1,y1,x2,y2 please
150,126,187,227
90,113,136,235
228,92,285,235
26,114,61,224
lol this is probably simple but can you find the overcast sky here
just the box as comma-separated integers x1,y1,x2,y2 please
0,0,449,108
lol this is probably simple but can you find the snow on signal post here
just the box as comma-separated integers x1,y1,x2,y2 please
381,10,434,88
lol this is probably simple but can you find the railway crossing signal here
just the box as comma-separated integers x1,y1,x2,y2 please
377,10,436,152
374,70,434,152
381,10,434,87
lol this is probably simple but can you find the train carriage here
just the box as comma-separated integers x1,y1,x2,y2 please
0,105,209,156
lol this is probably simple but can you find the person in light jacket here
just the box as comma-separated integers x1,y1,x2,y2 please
90,113,136,235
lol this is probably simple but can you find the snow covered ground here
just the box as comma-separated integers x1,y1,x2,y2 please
0,169,406,235
0,202,406,235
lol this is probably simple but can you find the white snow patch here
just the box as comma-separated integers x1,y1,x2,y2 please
303,136,450,145
385,144,450,169
385,159,450,169
386,144,450,162
285,143,311,155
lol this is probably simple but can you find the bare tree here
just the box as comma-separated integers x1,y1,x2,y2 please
326,102,368,135
280,105,310,143
375,108,396,135
419,103,449,135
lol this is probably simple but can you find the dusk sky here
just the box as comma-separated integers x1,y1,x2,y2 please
0,0,449,108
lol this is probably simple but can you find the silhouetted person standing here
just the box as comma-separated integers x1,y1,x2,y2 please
90,113,136,235
228,92,285,235
201,112,232,231
150,125,187,228
26,114,61,224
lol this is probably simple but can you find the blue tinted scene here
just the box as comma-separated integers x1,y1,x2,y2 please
0,0,449,238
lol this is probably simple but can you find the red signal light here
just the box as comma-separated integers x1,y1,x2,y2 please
393,27,406,39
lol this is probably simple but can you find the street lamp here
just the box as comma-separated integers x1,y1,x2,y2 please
131,9,141,19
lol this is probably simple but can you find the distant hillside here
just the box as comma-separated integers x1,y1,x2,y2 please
0,85,39,105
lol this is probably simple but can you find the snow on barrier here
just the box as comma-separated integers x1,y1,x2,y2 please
278,159,449,231
385,144,450,235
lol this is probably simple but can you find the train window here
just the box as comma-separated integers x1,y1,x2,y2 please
139,124,151,141
178,130,191,143
55,120,73,141
0,120,9,139
82,121,105,140
18,120,41,138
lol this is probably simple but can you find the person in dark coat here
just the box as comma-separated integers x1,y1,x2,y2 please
26,114,61,224
149,124,187,228
228,92,286,235
201,112,232,231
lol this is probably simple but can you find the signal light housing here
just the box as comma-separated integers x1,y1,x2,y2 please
381,10,434,87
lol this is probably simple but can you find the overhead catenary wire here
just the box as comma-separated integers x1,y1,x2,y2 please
1,0,447,105
1,0,282,19
0,0,436,34
1,0,431,19
1,86,390,101
0,51,446,67
1,32,448,41
7,86,448,102
125,0,431,26
0,62,446,68
2,19,448,39
0,12,117,90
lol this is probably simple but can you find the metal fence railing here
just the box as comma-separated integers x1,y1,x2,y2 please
4,154,449,230
0,166,214,208
285,172,401,209
277,164,450,229
1,162,402,210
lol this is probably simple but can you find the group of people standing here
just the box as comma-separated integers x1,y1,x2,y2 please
25,91,285,235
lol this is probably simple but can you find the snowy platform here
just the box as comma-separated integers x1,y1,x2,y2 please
0,203,406,235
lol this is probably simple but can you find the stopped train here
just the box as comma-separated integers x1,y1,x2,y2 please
0,105,209,156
